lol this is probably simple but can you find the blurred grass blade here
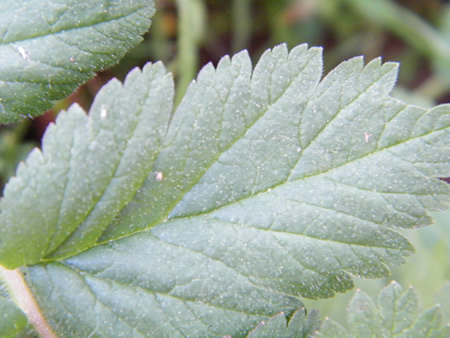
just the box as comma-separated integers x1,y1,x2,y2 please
174,0,205,106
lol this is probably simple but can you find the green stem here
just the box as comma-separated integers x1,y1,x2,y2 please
232,0,252,53
174,0,205,107
0,266,56,337
415,75,450,101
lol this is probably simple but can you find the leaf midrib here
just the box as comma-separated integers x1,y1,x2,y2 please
160,50,318,219
93,57,443,253
191,122,446,222
164,66,422,220
91,49,317,247
171,67,447,222
38,52,445,266
44,81,160,259
59,260,295,319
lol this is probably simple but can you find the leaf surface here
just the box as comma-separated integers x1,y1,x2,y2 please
0,61,173,266
0,44,449,335
247,308,320,337
0,0,154,123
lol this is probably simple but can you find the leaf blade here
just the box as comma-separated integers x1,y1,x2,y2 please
0,62,173,267
0,0,155,123
100,44,324,240
0,43,449,335
24,257,303,337
247,308,321,337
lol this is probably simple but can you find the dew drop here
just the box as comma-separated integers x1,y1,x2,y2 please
155,171,164,181
100,105,108,119
18,46,30,61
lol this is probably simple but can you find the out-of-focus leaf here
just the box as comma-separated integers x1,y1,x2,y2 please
318,281,450,337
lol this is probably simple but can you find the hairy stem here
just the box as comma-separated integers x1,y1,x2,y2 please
0,266,56,338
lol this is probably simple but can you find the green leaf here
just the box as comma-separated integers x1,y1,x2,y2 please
436,281,450,323
319,318,348,337
318,281,450,337
347,289,382,336
247,308,321,337
1,44,449,335
0,61,174,267
378,281,418,334
0,0,155,123
404,306,445,337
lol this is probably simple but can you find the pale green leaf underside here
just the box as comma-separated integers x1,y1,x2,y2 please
318,281,450,338
0,0,154,123
0,44,449,336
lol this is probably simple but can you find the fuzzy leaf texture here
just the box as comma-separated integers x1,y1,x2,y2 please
0,0,155,123
0,44,449,336
318,281,450,337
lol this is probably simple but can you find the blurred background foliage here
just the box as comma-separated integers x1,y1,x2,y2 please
0,0,448,327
